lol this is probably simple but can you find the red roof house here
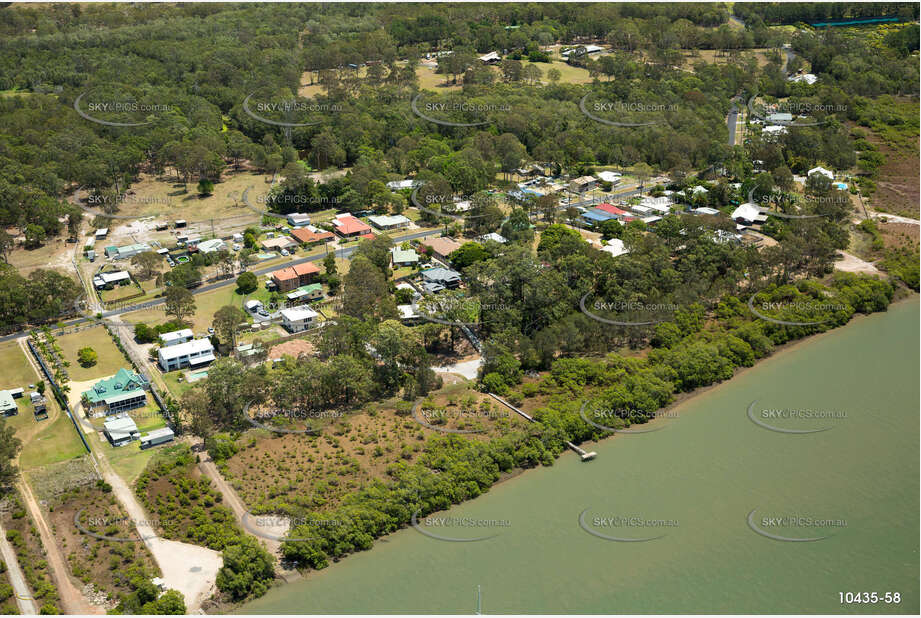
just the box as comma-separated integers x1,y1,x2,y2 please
332,214,372,237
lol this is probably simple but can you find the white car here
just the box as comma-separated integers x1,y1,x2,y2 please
281,248,289,256
232,243,241,251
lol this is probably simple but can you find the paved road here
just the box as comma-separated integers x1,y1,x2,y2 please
0,518,37,614
0,228,439,343
728,104,739,146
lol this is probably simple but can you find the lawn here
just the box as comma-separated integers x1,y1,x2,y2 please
0,340,40,389
18,408,87,469
121,283,242,333
54,326,127,382
162,370,195,399
99,282,145,302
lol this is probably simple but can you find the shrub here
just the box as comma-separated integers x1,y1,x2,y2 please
76,347,97,367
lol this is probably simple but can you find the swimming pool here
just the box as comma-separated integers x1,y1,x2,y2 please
187,370,209,382
176,255,190,264
257,252,277,260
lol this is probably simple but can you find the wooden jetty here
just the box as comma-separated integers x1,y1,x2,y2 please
488,393,596,461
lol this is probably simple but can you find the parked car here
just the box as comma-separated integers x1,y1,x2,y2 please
207,327,215,335
281,248,289,256
232,243,241,251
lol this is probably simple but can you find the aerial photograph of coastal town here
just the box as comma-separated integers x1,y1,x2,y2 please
0,1,917,616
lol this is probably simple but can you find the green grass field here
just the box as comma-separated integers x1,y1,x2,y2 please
18,408,87,469
0,341,40,390
54,327,127,382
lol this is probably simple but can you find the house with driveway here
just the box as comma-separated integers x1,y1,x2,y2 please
158,338,215,372
82,368,148,417
271,262,320,292
104,414,140,447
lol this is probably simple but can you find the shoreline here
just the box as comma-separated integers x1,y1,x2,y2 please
241,293,918,609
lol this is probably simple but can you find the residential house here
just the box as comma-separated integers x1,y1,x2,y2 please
95,228,108,239
332,213,372,237
271,262,320,293
157,338,215,372
599,238,629,257
103,414,140,447
767,112,793,123
398,304,422,324
159,329,194,347
420,237,463,261
478,51,501,64
569,176,596,193
391,247,420,267
596,203,629,218
82,368,148,416
0,390,18,416
290,226,335,246
731,203,769,226
368,214,411,230
196,238,226,254
807,166,834,180
287,213,311,227
762,125,788,139
280,306,319,333
596,171,622,184
581,208,616,227
386,179,420,191
105,243,151,260
93,270,131,290
286,283,324,303
477,232,507,244
261,236,298,252
788,73,818,85
691,207,720,216
640,196,673,214
422,267,462,293
561,44,603,57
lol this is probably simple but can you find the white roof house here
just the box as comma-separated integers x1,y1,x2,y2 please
159,329,194,347
688,185,709,195
561,44,603,57
478,51,501,63
599,238,629,257
196,238,226,254
0,390,17,415
807,166,834,180
157,338,215,371
731,203,768,225
762,125,788,138
368,214,411,230
391,247,420,265
691,207,720,216
279,307,319,333
92,270,131,289
95,228,109,238
478,232,507,244
386,179,419,190
788,73,818,85
287,213,311,227
398,304,422,322
596,171,622,183
640,196,672,213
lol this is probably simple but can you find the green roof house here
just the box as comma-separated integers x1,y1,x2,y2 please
82,368,148,416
